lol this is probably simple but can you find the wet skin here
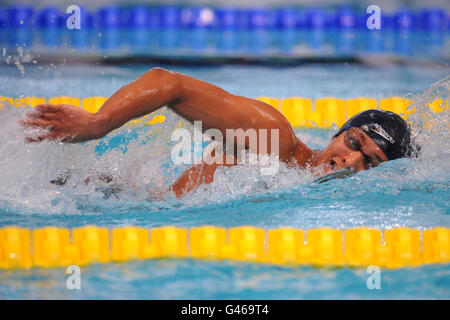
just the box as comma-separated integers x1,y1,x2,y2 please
21,68,388,198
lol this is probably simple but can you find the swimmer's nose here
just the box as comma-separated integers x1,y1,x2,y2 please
342,151,364,171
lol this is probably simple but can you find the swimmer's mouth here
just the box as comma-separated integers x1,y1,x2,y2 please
314,160,339,176
324,160,337,175
313,168,356,184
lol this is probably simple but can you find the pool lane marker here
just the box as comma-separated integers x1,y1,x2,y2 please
0,226,449,270
1,96,447,129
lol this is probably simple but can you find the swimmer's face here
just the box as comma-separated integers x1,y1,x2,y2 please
313,127,389,175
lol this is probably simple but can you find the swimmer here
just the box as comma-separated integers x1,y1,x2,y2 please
21,67,417,197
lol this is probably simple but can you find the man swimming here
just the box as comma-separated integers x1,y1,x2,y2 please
21,67,416,198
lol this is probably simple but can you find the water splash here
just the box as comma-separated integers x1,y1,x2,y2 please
4,47,32,77
407,76,450,176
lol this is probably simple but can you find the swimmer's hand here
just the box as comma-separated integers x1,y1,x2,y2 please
21,104,106,143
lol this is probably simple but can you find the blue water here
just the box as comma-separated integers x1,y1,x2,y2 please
0,63,449,299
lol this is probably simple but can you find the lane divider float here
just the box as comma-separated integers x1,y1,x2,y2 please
1,95,447,129
0,226,449,270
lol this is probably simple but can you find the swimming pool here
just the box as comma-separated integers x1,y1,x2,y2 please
0,62,449,299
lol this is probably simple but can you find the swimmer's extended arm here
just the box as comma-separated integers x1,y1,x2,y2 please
23,67,312,163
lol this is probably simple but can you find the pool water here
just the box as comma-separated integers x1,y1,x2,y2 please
0,62,449,299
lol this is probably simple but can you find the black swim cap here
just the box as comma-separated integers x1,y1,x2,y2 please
334,109,417,160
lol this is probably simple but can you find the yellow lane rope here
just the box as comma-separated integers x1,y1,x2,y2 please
1,226,449,270
1,95,447,128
